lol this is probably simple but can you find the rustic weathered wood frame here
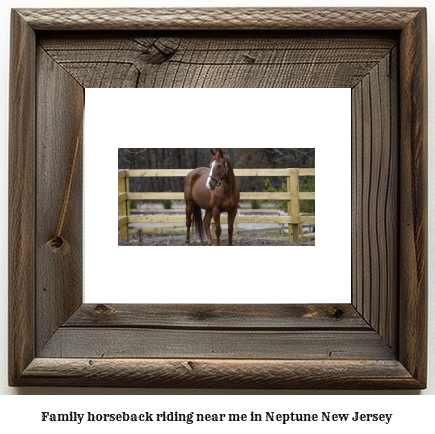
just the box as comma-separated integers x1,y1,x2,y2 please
9,8,427,388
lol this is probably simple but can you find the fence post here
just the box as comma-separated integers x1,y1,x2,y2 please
118,170,129,241
288,169,300,243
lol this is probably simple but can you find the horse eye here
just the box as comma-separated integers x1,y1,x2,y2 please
217,165,222,169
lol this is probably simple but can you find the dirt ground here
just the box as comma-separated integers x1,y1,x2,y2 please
119,235,314,247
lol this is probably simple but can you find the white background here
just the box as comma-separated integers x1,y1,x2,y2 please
85,88,351,304
0,0,434,412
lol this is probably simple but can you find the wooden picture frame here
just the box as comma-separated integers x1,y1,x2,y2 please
9,8,427,389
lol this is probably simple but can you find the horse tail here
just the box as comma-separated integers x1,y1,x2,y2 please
192,204,206,244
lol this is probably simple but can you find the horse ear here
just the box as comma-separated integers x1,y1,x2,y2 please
218,148,225,156
211,149,216,156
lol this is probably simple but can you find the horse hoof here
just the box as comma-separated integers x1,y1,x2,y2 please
185,241,190,246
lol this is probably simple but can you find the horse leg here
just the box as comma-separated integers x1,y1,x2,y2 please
203,208,214,246
227,206,237,246
185,200,194,246
213,209,222,246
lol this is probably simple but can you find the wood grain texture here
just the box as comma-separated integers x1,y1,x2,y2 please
39,329,395,360
351,50,398,351
8,8,427,389
398,9,428,386
16,8,422,31
17,358,420,389
35,47,84,353
65,304,369,330
125,168,315,177
8,9,36,386
39,33,396,88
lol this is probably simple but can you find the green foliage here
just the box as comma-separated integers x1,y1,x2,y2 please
264,177,315,213
264,179,288,212
299,176,315,213
250,199,262,209
162,199,173,210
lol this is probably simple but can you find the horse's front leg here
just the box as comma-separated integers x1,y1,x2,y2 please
227,206,238,246
212,209,222,246
203,209,214,246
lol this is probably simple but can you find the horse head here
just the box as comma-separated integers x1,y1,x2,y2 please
207,149,228,190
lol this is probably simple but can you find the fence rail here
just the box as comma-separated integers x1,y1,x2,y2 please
118,168,315,243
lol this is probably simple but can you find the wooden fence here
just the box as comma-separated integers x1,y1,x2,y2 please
118,168,315,243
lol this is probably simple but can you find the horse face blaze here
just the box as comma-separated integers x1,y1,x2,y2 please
206,161,217,190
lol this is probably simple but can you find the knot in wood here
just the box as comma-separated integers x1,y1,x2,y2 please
94,304,116,315
45,236,70,255
332,308,345,319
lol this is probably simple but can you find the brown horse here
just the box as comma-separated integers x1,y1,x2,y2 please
184,149,240,246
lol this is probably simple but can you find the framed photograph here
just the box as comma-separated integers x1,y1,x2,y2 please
9,8,427,388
